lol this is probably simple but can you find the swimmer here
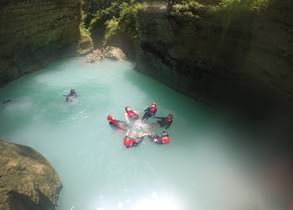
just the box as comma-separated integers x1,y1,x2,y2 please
155,113,173,129
124,106,139,122
142,102,157,120
123,129,147,148
149,129,170,144
64,89,77,102
107,114,128,130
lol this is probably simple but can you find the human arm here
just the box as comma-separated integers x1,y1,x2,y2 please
124,112,130,123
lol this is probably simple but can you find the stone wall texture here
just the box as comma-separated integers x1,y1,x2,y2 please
0,0,80,85
135,0,293,109
0,139,62,210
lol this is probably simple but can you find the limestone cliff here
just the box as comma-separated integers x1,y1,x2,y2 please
135,0,293,110
0,139,62,210
0,0,80,85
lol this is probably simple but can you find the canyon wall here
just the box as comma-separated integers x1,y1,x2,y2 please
0,0,80,85
135,0,293,110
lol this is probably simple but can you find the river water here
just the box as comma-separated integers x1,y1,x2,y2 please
0,57,285,210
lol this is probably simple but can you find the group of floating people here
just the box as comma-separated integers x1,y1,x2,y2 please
107,102,174,148
2,90,173,149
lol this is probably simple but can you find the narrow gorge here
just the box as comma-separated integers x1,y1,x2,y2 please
1,1,293,210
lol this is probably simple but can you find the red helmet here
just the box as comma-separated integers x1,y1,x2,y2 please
124,137,135,146
107,114,114,121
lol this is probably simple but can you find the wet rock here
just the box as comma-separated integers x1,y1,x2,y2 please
103,46,127,61
0,140,62,210
86,48,103,63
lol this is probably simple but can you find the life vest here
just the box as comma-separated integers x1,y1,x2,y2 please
123,137,136,147
127,110,137,119
161,135,170,144
107,115,119,126
111,119,119,126
150,106,157,114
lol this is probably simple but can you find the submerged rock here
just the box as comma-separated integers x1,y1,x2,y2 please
103,46,127,61
0,140,62,210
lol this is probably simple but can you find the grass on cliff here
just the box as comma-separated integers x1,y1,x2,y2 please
171,0,270,17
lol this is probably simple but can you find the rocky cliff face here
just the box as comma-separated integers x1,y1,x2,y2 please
135,0,293,110
0,139,62,210
0,0,80,86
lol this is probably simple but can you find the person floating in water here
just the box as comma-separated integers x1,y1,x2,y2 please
65,89,77,102
107,114,128,130
123,130,146,148
124,106,139,122
2,99,12,105
142,102,157,120
155,113,173,129
150,129,170,144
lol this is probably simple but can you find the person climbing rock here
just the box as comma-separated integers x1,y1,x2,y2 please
124,106,139,122
150,129,170,144
65,89,77,102
107,114,128,130
155,113,173,129
142,102,157,120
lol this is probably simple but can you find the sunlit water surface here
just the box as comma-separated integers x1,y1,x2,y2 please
0,58,270,210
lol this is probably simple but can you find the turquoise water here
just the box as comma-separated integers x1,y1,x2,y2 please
0,58,263,210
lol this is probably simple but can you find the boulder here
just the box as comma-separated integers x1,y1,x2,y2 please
103,46,127,61
86,48,103,63
0,140,62,210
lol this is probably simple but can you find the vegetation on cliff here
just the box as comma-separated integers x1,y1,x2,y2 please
171,0,270,17
80,0,142,46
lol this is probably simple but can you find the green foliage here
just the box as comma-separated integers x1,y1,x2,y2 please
250,0,269,11
79,2,91,40
104,17,120,43
80,22,91,39
219,0,269,11
116,1,143,36
89,2,121,31
172,0,207,18
102,0,143,45
171,0,270,17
